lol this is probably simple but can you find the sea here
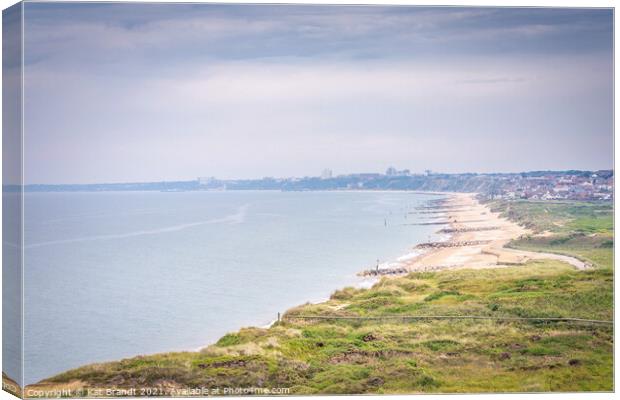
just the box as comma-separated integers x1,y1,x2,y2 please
18,190,445,384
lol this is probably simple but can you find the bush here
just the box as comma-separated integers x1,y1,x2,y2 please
216,333,242,347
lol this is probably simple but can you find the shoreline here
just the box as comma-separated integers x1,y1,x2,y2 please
359,192,590,276
400,192,527,272
359,192,490,276
258,192,455,331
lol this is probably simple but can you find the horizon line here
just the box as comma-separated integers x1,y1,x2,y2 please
15,167,615,187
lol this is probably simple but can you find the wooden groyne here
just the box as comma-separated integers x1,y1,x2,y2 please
404,221,451,226
416,204,464,210
414,209,472,214
359,266,409,276
415,214,452,219
425,199,450,205
360,262,472,276
450,219,486,224
438,226,500,234
406,219,486,226
415,240,491,249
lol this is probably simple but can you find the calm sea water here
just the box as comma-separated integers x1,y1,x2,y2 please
21,190,444,384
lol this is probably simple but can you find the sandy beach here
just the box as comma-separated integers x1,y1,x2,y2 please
367,193,589,275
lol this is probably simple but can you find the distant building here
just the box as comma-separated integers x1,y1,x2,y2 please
321,169,333,179
386,167,411,177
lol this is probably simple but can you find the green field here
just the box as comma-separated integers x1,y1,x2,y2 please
31,199,613,395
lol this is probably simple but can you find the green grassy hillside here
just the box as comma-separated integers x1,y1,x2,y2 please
488,200,613,270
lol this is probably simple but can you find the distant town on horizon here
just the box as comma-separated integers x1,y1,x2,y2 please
21,168,614,202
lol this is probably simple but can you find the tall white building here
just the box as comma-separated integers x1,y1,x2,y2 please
321,169,333,179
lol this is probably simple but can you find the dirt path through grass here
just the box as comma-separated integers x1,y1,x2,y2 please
499,248,590,270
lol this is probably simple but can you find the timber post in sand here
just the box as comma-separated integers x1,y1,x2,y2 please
416,240,492,249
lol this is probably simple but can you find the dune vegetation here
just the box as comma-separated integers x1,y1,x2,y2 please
490,200,613,270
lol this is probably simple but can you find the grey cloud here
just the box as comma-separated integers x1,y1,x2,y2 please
21,4,613,183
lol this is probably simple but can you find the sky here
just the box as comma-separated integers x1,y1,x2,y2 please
22,3,613,184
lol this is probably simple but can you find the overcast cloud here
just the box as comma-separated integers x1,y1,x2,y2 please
23,4,613,184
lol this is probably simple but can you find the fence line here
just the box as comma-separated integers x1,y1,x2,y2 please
283,314,613,325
